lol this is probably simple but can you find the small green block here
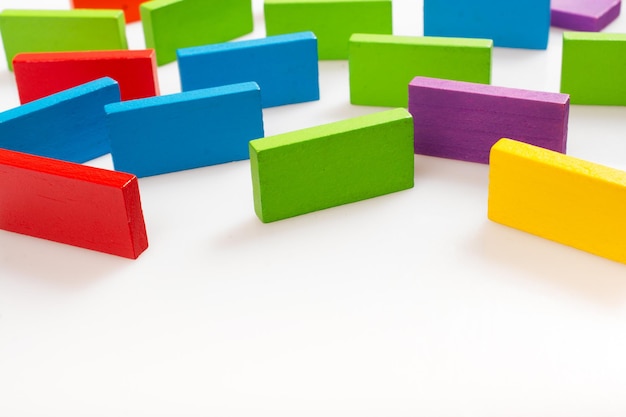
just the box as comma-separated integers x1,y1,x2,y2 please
349,34,493,107
250,108,414,223
264,0,392,60
0,9,127,71
141,0,253,66
561,32,626,106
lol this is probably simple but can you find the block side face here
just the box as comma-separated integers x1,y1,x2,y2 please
252,110,414,222
264,1,392,59
488,139,626,264
551,0,621,31
71,0,149,23
121,178,149,258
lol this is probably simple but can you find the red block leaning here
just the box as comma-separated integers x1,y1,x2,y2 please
13,49,159,104
70,0,149,22
0,149,149,259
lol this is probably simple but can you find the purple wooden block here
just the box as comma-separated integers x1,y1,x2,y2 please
551,0,621,32
408,76,569,164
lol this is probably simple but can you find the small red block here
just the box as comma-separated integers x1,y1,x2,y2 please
0,149,149,259
70,0,149,22
13,49,159,104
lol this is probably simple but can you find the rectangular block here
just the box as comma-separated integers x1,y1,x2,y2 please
0,9,127,71
71,0,150,23
424,0,550,49
488,138,626,264
0,148,148,259
551,0,621,32
349,34,492,107
14,50,159,104
105,82,264,178
264,0,392,60
250,108,414,223
561,32,626,105
0,78,120,164
141,0,253,66
409,76,569,164
178,32,319,108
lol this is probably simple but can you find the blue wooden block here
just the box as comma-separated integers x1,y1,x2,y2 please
0,77,120,163
424,0,551,49
177,32,319,108
105,82,264,178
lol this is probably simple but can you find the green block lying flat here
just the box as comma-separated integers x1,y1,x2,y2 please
349,34,493,107
250,108,414,223
264,0,392,60
561,32,626,106
141,0,253,66
0,10,127,71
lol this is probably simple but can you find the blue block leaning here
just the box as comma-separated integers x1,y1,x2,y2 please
0,77,120,163
424,0,551,49
177,32,319,108
105,82,264,178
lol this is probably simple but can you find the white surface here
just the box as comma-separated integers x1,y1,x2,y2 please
2,1,626,416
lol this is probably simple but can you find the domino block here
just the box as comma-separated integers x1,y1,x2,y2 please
489,138,626,264
409,76,569,164
14,50,159,104
561,32,626,105
0,78,120,164
141,0,253,66
250,108,414,223
349,34,492,108
264,0,392,60
177,32,319,108
71,0,151,23
424,0,550,49
0,9,127,71
552,0,621,32
0,148,148,259
105,82,264,178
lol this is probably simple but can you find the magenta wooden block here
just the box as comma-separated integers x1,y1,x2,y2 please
408,76,570,164
551,0,621,31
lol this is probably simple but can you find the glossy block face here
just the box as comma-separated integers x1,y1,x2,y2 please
488,138,626,265
264,0,392,60
424,0,551,49
70,0,150,22
250,108,414,223
349,34,492,107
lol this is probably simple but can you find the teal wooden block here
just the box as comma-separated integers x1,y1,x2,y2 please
250,108,414,223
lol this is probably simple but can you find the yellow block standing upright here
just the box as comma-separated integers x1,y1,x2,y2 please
488,138,626,264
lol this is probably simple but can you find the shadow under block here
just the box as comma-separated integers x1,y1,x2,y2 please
105,82,264,178
0,9,127,71
71,0,151,23
0,148,148,259
561,32,626,105
178,32,319,108
0,78,120,164
250,108,414,223
488,138,626,265
14,50,159,104
551,0,621,32
409,77,569,164
424,0,550,49
349,34,492,108
141,0,253,66
264,0,392,60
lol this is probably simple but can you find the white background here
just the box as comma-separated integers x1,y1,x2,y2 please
2,0,626,416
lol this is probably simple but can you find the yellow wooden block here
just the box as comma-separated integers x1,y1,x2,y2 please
488,138,626,264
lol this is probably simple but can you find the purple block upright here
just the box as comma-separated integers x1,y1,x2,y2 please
551,0,621,32
408,76,569,164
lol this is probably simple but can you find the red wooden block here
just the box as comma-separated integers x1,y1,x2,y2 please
13,49,159,104
0,148,149,259
70,0,149,23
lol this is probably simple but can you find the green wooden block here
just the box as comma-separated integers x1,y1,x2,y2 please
264,0,392,60
349,34,493,107
250,108,414,223
0,10,127,71
141,0,253,66
561,32,626,106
